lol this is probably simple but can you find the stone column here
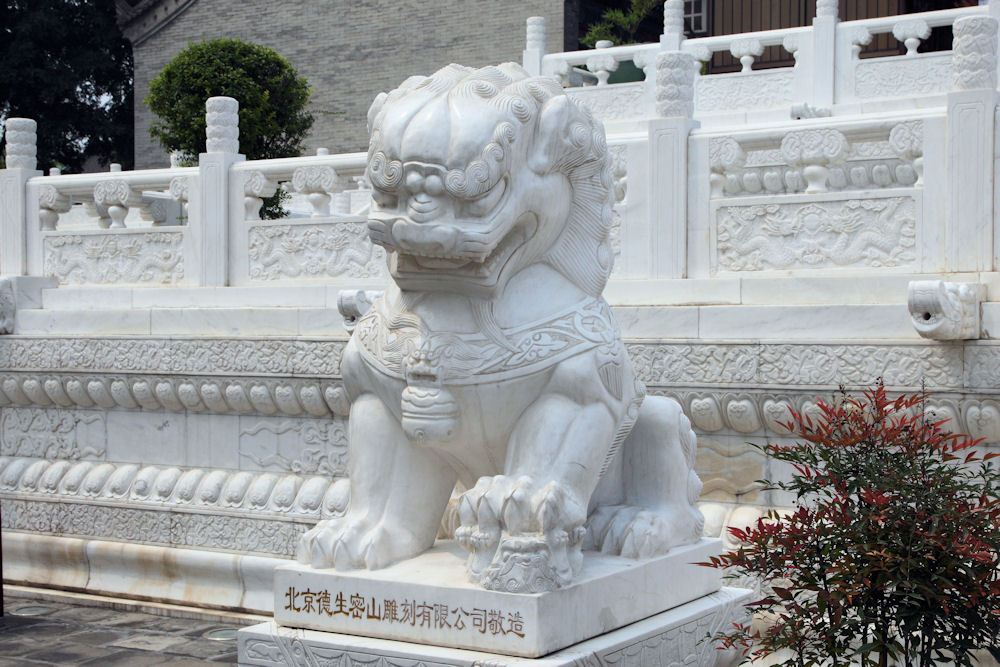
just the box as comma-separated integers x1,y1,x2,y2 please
809,0,838,108
1,118,41,276
522,16,546,77
946,16,998,271
660,0,684,51
650,51,697,278
192,96,244,286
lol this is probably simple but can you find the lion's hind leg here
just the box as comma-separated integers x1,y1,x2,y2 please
587,395,705,559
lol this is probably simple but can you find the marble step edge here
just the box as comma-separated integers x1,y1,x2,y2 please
0,456,348,519
39,273,1000,309
14,302,946,340
4,583,270,625
1,531,283,614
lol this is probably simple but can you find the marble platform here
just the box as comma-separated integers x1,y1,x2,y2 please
240,586,750,666
272,539,722,658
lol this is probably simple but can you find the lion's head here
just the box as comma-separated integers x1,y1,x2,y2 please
365,63,614,299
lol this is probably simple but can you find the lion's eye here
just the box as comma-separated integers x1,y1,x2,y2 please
372,190,399,209
462,179,506,217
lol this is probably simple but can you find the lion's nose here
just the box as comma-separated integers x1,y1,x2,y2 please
392,220,459,256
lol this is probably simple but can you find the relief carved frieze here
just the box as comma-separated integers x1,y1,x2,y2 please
1,498,307,558
239,417,349,476
0,373,349,418
696,70,794,113
565,82,646,122
43,231,185,285
854,54,951,99
0,337,346,376
0,407,106,459
248,222,387,281
0,456,350,521
628,341,963,389
715,196,916,272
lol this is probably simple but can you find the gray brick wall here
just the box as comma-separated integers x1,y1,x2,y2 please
132,0,569,169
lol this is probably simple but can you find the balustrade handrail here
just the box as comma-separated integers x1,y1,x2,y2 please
838,5,984,35
685,25,810,53
691,107,942,141
231,152,368,182
542,4,986,78
28,166,198,197
542,43,658,68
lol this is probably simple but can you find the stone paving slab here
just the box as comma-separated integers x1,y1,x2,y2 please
1,589,249,665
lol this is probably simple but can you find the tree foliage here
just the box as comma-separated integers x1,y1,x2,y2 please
0,0,133,172
145,39,313,163
581,0,662,47
704,383,1000,666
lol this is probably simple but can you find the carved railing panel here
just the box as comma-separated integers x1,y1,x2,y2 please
247,219,388,282
42,229,186,285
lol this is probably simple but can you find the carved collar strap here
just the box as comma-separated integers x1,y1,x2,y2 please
355,298,620,385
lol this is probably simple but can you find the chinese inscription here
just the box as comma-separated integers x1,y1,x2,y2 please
283,587,526,638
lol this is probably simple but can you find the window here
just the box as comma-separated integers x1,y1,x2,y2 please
684,0,708,36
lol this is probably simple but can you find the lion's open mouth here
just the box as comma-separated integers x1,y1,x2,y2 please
395,224,529,283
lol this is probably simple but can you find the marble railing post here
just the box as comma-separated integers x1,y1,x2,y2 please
660,0,684,51
192,96,244,286
809,0,839,108
651,51,697,278
945,16,998,271
1,118,41,276
522,16,546,77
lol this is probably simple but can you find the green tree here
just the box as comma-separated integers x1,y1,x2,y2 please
145,39,313,163
581,0,662,47
0,0,134,172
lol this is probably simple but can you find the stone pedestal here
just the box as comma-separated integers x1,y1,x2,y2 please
237,538,746,664
238,586,750,666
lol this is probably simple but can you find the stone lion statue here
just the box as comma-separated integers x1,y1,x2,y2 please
297,62,704,593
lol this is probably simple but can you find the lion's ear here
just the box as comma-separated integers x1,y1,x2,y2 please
529,96,595,174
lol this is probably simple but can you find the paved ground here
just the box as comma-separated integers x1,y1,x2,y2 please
0,589,255,665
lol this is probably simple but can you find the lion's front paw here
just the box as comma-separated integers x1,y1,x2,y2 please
455,476,507,580
456,476,586,592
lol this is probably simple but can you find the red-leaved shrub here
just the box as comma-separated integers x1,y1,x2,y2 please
703,383,1000,666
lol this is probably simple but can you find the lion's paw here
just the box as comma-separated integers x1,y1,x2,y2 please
295,516,372,569
586,505,704,559
456,476,586,591
296,517,346,567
